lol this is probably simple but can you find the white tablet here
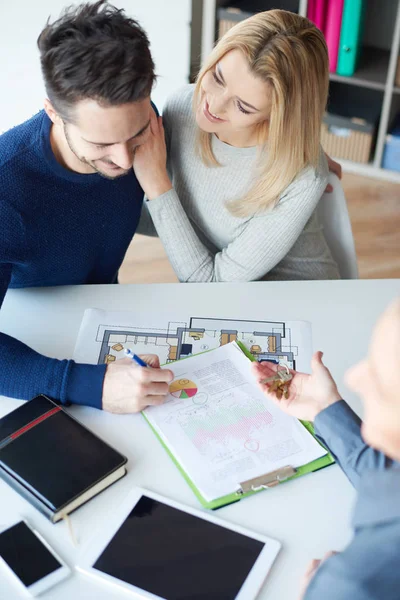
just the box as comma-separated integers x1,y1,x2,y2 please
77,487,281,600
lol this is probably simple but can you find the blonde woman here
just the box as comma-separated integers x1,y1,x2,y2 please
134,9,341,282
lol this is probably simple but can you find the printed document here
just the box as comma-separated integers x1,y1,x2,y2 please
143,342,326,502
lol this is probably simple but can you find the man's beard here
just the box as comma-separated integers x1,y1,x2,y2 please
63,123,130,180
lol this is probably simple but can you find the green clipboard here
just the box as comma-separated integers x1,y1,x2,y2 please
142,341,335,510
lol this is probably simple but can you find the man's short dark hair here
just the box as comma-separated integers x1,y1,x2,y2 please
37,0,156,121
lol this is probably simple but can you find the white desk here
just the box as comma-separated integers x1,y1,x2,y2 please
0,280,399,599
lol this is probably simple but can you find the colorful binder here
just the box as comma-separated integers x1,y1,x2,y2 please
307,0,316,23
337,0,365,76
325,0,345,72
307,0,327,33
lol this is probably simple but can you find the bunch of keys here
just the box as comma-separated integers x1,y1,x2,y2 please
260,364,293,399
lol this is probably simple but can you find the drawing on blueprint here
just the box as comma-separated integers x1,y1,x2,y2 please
94,317,298,368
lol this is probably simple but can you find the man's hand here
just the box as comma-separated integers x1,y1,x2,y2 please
324,153,342,193
133,109,172,200
252,351,341,422
102,354,173,414
299,552,338,600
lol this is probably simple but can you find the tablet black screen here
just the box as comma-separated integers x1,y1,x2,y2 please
93,495,265,600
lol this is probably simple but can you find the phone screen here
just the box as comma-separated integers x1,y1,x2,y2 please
0,521,62,587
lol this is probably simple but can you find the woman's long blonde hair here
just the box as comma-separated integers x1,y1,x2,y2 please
193,10,329,217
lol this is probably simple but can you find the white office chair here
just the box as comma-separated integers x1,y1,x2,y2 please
317,173,359,279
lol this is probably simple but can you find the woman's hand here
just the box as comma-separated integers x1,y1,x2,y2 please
324,153,342,193
251,351,342,422
133,109,172,200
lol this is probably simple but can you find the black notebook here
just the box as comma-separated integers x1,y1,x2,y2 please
0,395,127,523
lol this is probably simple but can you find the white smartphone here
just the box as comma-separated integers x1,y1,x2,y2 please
0,520,71,597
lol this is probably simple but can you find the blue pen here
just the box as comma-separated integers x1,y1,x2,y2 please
124,348,149,368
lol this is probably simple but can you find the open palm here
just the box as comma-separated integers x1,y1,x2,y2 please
252,351,342,422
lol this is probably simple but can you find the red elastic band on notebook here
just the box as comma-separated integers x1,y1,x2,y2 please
10,406,61,440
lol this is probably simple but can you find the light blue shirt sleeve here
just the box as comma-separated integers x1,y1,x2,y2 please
304,400,400,600
313,400,393,488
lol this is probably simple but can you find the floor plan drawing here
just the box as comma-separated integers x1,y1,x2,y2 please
95,316,298,368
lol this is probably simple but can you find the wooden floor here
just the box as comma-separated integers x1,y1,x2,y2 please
119,172,400,284
342,173,400,279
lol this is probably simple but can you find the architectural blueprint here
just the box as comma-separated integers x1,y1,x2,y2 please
74,309,313,373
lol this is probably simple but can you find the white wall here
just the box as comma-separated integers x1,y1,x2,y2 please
0,0,191,133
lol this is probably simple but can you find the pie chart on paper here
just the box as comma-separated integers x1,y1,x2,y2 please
169,378,198,399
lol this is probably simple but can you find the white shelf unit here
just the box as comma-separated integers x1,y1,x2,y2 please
198,0,400,183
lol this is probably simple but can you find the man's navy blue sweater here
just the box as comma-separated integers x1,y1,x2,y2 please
0,111,144,409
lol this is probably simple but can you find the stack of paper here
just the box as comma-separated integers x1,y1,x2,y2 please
143,342,329,508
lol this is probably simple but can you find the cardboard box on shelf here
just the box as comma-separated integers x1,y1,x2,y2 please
321,113,375,163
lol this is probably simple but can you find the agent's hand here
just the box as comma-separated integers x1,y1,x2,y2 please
133,109,172,200
324,153,342,193
252,351,342,422
299,552,338,600
102,354,174,414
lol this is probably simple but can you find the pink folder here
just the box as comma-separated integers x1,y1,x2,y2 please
307,0,327,33
325,0,345,72
314,0,327,32
307,0,316,23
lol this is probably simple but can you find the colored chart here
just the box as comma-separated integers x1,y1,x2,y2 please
169,378,198,399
